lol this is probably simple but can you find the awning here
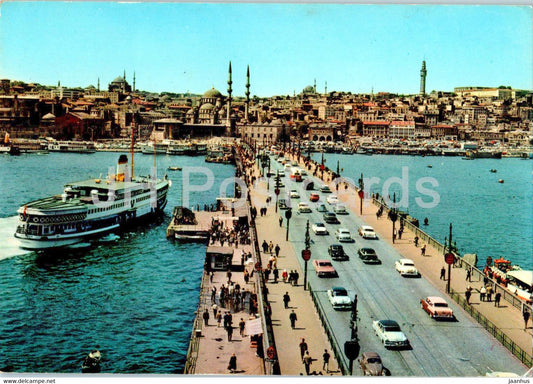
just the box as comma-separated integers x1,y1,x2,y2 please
245,317,263,336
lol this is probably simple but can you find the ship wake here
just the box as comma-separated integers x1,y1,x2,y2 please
0,216,30,260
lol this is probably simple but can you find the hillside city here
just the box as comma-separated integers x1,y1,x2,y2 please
1,62,532,155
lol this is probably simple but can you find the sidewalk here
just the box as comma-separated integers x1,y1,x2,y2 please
285,150,532,358
250,168,341,376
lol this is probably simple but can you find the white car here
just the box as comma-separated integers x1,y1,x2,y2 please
372,320,410,349
335,228,353,242
312,222,329,235
327,287,352,310
319,185,332,193
359,225,378,239
289,190,300,198
395,259,419,277
327,195,339,205
277,170,285,177
333,203,348,214
297,202,312,213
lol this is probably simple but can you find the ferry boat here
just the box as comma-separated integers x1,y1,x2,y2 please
141,140,170,155
47,140,96,153
14,154,170,250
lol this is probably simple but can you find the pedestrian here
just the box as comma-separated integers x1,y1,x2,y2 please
282,269,288,283
239,318,246,337
227,270,232,284
227,325,233,341
211,286,217,303
279,217,283,227
262,240,268,253
466,268,472,282
322,349,330,373
244,269,249,284
275,244,281,257
216,312,222,327
494,292,501,307
294,271,299,286
523,310,530,330
273,268,279,283
210,271,214,283
203,308,210,326
264,268,270,282
283,292,291,309
212,303,218,318
393,229,397,242
486,285,493,302
465,287,472,304
414,235,419,247
421,245,426,256
299,338,308,359
302,351,312,375
479,286,486,302
398,228,403,239
269,241,274,254
289,310,297,329
228,353,237,373
440,267,446,280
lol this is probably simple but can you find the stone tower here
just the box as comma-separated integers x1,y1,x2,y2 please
245,65,251,121
420,60,427,96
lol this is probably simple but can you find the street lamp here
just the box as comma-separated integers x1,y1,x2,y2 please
266,156,271,191
301,220,311,291
444,223,455,293
336,160,340,191
358,173,364,216
389,193,398,243
274,172,280,213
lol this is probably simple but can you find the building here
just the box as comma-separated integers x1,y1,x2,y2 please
454,87,515,100
389,120,416,139
362,121,389,138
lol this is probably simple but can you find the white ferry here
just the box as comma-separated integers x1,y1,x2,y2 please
14,155,170,250
47,140,96,153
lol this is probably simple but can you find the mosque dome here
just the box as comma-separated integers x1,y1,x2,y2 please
203,88,223,99
200,103,215,110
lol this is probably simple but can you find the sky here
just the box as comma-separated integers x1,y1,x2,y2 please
0,2,531,97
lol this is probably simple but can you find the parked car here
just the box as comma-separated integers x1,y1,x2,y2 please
358,225,378,239
372,320,410,349
309,193,320,202
335,228,353,242
420,296,454,320
312,222,329,235
290,189,300,198
297,202,312,213
328,244,349,261
326,195,339,205
333,203,348,214
359,352,385,376
313,259,338,277
394,258,419,277
291,161,298,166
319,185,332,193
316,203,328,212
327,287,352,310
276,169,285,177
358,248,380,264
323,212,340,224
278,198,289,210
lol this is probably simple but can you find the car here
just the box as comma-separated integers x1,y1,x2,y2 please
300,169,308,176
309,193,320,202
333,203,348,214
358,248,380,264
277,157,285,163
313,259,338,277
420,296,454,320
291,161,299,166
289,189,300,198
323,212,339,224
394,258,419,277
297,202,312,213
358,225,378,239
372,320,410,349
278,198,289,210
316,203,328,212
326,195,339,205
359,352,385,376
312,222,329,235
276,169,285,177
328,244,349,261
327,287,352,310
335,228,354,242
319,185,332,193
284,164,292,170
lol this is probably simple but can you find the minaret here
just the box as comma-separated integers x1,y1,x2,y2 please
314,78,317,94
133,72,136,92
245,65,250,121
97,78,100,92
226,61,232,128
123,70,126,93
325,81,327,95
420,60,427,96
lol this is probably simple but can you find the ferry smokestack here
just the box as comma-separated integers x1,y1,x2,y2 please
116,155,128,182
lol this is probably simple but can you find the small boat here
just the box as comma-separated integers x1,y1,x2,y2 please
427,165,433,168
490,169,497,173
168,166,182,171
498,179,504,183
81,349,101,373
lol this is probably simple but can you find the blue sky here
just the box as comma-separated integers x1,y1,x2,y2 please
0,2,531,96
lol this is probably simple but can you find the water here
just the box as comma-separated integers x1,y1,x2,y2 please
0,152,235,373
314,153,532,269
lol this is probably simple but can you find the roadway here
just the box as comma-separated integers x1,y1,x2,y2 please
261,155,526,376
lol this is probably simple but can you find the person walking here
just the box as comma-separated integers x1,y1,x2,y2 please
268,241,274,255
262,240,268,253
486,285,493,302
279,217,283,227
228,353,237,373
421,245,426,256
322,349,331,373
239,318,246,337
523,310,530,330
202,308,210,326
302,351,313,375
216,311,222,327
273,268,279,283
282,269,288,283
299,338,308,359
227,325,233,341
414,235,419,247
275,244,281,257
466,268,471,282
440,267,446,280
480,286,486,302
289,310,297,329
283,292,291,309
494,292,501,307
212,303,218,318
465,286,472,304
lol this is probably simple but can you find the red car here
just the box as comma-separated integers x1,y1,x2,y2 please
420,296,454,320
309,193,320,202
313,259,338,278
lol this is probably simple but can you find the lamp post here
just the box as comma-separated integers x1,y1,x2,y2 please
274,173,280,213
336,160,340,191
301,220,311,291
389,193,398,243
285,208,292,241
444,223,455,293
267,156,271,191
358,173,364,216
